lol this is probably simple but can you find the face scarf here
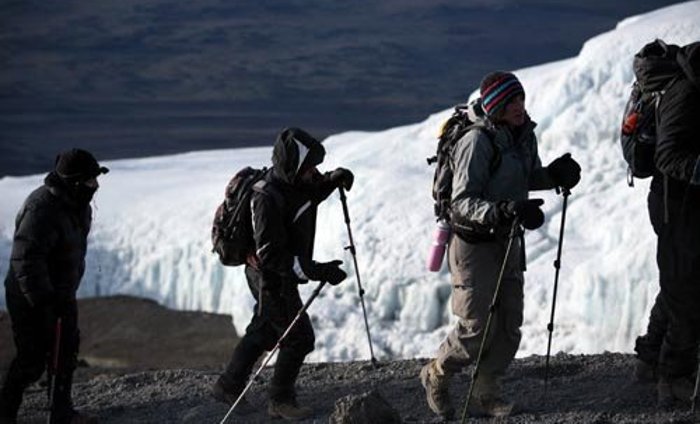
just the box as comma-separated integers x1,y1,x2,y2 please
72,183,98,206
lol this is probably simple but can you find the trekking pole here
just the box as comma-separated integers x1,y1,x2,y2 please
460,219,521,424
47,317,62,424
338,187,377,367
692,355,700,413
544,188,570,400
219,281,327,424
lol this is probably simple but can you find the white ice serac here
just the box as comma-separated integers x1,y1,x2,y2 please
1,1,700,362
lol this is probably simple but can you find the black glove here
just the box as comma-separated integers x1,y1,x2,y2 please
304,259,347,285
329,168,354,191
500,199,545,230
547,153,581,190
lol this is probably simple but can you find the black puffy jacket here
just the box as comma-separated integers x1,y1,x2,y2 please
4,172,92,305
654,42,700,192
250,128,337,285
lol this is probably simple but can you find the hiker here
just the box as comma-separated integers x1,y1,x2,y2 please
628,40,682,385
211,127,352,420
420,71,581,418
628,40,700,406
0,149,107,424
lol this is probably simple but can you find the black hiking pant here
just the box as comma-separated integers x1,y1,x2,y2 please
0,290,80,423
634,191,670,367
221,266,315,402
635,293,669,367
654,193,700,378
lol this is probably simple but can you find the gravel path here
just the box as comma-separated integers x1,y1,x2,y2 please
14,352,699,423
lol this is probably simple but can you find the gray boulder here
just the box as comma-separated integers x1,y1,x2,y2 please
329,390,401,424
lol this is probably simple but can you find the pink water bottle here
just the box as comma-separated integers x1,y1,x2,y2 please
427,220,451,272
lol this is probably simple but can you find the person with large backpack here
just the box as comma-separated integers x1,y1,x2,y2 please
420,71,581,419
622,41,682,388
624,40,700,407
211,127,353,420
0,149,106,424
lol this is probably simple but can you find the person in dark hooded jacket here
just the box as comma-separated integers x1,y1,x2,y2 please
0,148,107,424
631,40,700,407
212,127,353,420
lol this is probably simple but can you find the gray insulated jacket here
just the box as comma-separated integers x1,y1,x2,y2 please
450,117,554,233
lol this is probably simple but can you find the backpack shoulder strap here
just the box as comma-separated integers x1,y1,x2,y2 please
459,124,501,174
252,179,285,210
653,73,683,128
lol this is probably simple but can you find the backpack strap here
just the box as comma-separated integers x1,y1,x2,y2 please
653,73,682,111
462,124,501,175
252,179,285,210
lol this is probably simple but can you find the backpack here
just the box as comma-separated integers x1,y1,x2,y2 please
619,80,679,186
428,99,499,222
620,39,681,186
211,167,280,266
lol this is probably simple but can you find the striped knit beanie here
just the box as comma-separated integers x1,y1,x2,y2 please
480,72,525,116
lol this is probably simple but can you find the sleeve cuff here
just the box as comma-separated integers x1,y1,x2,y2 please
293,256,309,280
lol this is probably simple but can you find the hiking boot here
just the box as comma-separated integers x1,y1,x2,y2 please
657,375,694,407
467,373,515,418
419,360,454,419
210,378,255,415
268,399,313,421
467,393,515,418
633,358,657,383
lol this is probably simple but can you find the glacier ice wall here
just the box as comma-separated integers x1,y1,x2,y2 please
1,1,700,362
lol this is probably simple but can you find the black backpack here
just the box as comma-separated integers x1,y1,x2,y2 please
428,99,499,222
620,39,681,186
211,167,281,266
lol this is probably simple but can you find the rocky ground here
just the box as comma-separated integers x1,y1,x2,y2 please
8,353,700,423
2,297,699,423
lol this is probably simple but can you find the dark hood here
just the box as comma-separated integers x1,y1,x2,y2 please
677,41,700,91
271,127,326,185
633,39,681,92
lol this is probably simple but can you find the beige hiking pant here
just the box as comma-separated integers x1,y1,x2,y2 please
434,234,524,378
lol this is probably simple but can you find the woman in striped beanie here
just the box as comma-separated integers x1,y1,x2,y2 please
480,71,527,126
420,71,581,419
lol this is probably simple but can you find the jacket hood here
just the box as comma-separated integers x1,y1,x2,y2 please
44,171,81,209
271,127,326,184
677,41,700,91
633,39,681,92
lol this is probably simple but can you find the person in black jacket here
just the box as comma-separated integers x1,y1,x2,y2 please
631,40,700,406
212,128,352,420
0,149,107,424
651,41,700,407
631,40,682,383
